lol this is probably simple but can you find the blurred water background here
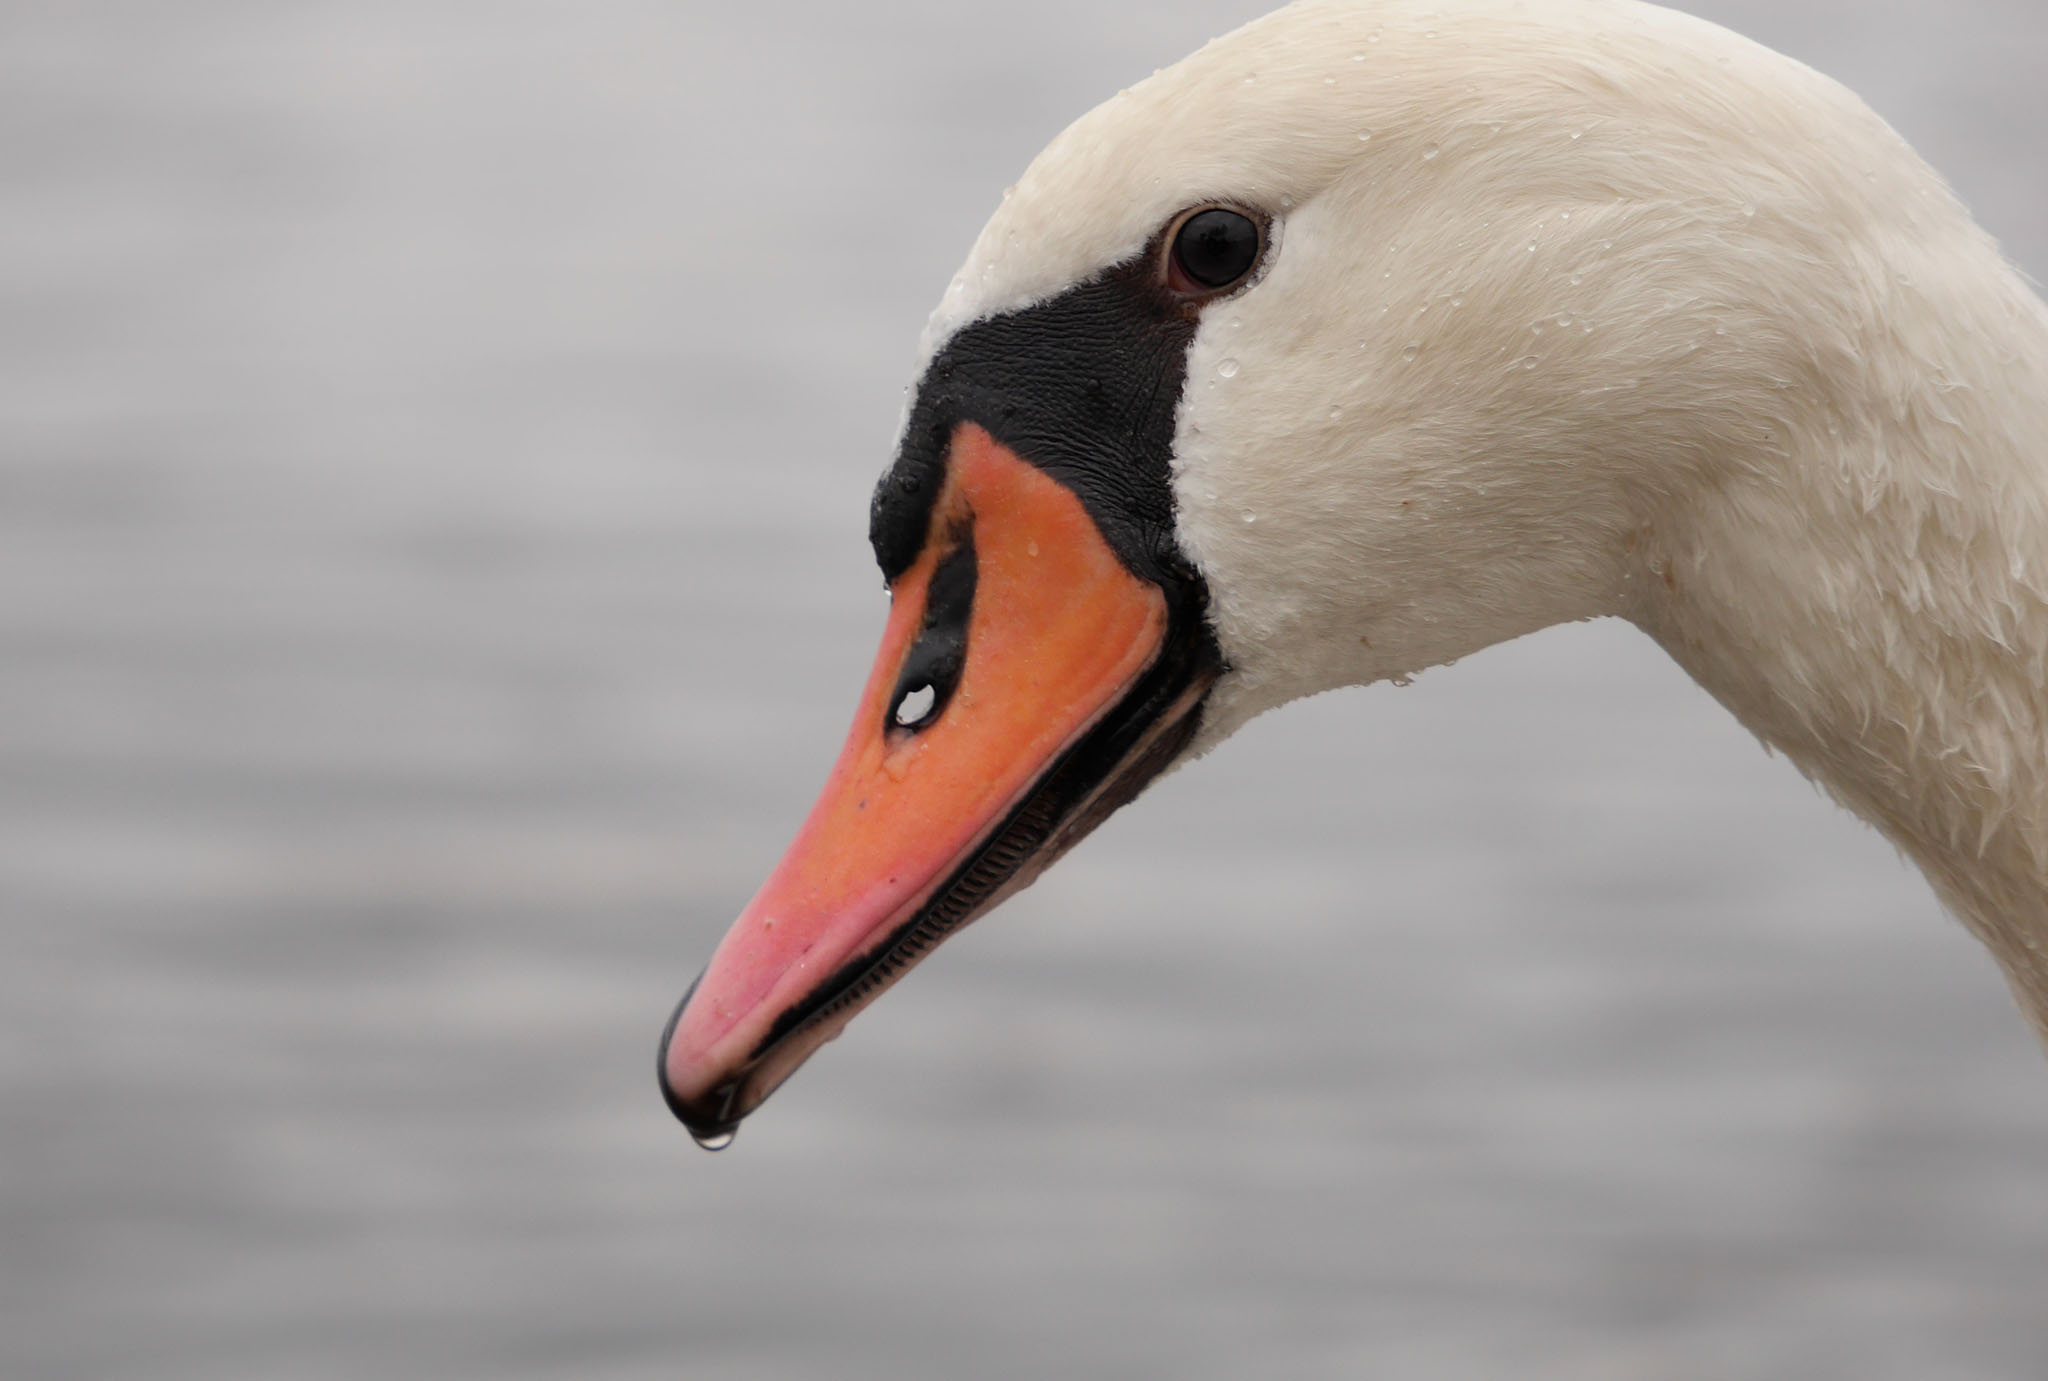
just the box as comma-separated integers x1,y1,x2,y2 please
6,2,2047,1378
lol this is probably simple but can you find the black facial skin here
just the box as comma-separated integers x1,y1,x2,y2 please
871,251,1210,605
662,224,1259,1143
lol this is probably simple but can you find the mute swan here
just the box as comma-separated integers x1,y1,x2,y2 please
661,0,2048,1144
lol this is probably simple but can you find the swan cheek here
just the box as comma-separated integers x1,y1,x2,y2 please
659,423,1201,1145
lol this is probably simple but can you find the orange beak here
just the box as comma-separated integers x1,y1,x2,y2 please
659,422,1216,1144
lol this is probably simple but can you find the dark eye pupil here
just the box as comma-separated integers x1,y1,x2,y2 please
1172,209,1259,290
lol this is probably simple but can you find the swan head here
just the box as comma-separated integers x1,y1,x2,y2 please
660,0,1991,1141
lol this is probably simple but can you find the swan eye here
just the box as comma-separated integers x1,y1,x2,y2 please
1168,208,1261,293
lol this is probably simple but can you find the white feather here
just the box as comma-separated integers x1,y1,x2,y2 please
926,0,2048,1047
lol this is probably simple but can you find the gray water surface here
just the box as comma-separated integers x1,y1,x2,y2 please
6,3,2047,1378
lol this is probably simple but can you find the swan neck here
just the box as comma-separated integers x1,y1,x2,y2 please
1635,315,2048,1043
